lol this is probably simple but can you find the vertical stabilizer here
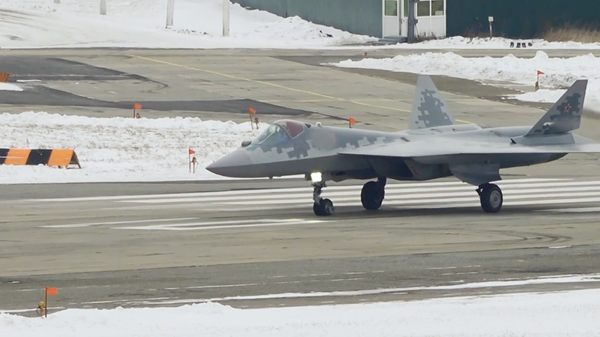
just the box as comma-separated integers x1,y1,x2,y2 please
526,79,588,136
409,75,455,129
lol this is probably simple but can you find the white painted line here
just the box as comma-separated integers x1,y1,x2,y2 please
186,283,258,290
40,217,198,228
133,273,600,306
22,178,566,202
116,219,330,231
117,180,595,204
219,189,600,206
115,181,582,204
388,196,600,209
212,195,600,212
542,207,600,213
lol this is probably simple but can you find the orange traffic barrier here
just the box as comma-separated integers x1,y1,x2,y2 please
0,148,81,168
0,72,9,83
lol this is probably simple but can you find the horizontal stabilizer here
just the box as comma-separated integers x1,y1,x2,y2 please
526,79,587,136
409,75,454,130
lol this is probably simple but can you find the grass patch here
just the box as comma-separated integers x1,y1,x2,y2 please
543,26,600,43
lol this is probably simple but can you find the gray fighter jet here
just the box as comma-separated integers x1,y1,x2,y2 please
207,76,600,216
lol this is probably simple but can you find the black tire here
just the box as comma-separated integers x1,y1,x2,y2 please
361,181,385,210
313,198,334,216
480,184,503,213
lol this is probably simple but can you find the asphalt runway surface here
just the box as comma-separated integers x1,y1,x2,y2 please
1,47,600,315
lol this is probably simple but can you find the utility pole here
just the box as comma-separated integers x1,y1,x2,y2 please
166,0,175,27
100,0,107,15
407,0,418,43
222,0,230,36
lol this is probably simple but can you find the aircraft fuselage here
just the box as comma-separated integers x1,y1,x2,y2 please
206,120,566,182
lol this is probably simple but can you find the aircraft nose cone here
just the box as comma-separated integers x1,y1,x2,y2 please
206,150,252,177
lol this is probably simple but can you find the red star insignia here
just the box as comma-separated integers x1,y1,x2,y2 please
564,104,571,113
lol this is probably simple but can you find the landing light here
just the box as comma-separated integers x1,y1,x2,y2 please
310,172,323,183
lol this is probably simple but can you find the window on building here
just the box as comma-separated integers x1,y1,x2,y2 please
385,0,398,16
431,0,444,16
417,0,430,17
403,0,408,17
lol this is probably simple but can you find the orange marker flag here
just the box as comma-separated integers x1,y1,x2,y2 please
189,148,195,155
348,118,357,128
133,103,142,110
46,287,58,295
537,70,544,75
249,107,256,115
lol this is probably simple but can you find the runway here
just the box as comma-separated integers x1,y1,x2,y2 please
1,47,600,315
3,174,600,313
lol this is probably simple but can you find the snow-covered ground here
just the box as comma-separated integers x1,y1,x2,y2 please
2,287,600,337
386,36,600,50
0,83,23,91
0,111,263,184
3,1,600,50
0,0,375,49
333,51,600,112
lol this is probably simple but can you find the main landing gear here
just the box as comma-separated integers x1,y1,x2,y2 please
477,183,503,213
312,175,387,216
361,177,386,211
311,174,503,215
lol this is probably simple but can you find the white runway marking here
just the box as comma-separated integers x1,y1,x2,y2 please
542,206,600,213
115,218,329,231
40,218,198,228
35,178,600,231
98,178,600,212
21,178,565,203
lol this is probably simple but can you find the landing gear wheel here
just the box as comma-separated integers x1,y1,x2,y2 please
361,181,385,210
478,183,503,213
313,198,334,216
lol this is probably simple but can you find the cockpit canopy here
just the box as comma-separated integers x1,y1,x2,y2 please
252,120,307,146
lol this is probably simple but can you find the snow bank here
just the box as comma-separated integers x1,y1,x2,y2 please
2,288,600,337
0,83,23,91
0,111,263,184
332,51,600,112
386,36,600,50
0,0,375,49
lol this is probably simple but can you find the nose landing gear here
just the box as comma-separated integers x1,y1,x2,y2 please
313,181,334,216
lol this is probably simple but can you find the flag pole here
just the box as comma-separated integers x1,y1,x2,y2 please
44,289,48,318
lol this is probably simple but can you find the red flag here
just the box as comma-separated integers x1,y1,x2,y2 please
189,148,195,155
537,70,544,75
133,103,142,110
46,287,58,296
249,107,256,115
349,118,357,124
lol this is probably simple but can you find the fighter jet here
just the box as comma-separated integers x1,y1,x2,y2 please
207,76,600,216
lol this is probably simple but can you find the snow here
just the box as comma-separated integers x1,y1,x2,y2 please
332,50,600,112
0,111,264,184
0,83,22,91
3,1,600,50
383,36,600,50
0,0,375,49
2,288,600,337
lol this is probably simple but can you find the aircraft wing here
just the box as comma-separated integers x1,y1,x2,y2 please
338,139,600,159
